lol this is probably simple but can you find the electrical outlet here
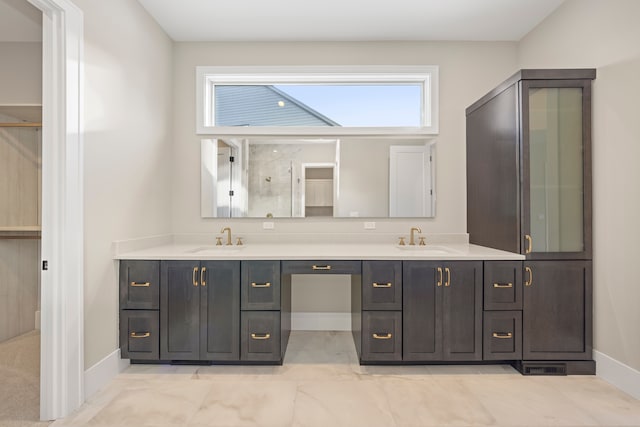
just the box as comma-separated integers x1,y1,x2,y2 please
263,222,275,230
364,222,376,230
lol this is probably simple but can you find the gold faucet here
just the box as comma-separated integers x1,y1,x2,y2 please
221,227,232,245
410,227,422,245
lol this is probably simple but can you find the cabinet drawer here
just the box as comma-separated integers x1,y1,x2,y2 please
483,311,522,360
281,260,361,275
120,310,159,360
119,260,160,310
484,261,522,310
362,261,402,310
242,261,281,310
241,311,281,362
361,311,402,362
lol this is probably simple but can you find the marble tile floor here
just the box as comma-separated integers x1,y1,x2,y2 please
51,331,640,427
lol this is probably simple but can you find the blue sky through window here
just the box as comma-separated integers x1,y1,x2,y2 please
273,84,422,127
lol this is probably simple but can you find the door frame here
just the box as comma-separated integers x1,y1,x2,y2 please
27,0,85,420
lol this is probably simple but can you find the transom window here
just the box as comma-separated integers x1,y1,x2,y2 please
196,66,439,136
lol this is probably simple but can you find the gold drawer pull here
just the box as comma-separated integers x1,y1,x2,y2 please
493,283,513,288
251,282,272,288
524,234,532,254
312,265,331,271
525,267,533,287
251,333,271,340
372,282,392,288
373,333,392,340
130,332,150,338
437,267,443,287
445,267,451,287
201,267,207,287
492,332,513,339
130,282,150,287
192,266,198,287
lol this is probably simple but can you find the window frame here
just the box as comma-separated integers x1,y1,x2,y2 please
196,66,439,136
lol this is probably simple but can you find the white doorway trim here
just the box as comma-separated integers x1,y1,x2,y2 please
27,0,85,420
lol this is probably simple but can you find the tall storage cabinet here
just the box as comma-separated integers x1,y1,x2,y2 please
466,69,595,374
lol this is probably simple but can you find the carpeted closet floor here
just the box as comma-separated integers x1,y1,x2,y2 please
0,330,50,427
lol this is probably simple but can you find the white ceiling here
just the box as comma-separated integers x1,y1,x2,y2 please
137,0,565,42
0,0,41,42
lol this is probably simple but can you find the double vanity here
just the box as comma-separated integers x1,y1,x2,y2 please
116,234,593,375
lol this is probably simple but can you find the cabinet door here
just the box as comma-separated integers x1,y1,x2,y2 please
442,261,483,361
241,311,281,362
241,261,281,310
200,261,240,361
160,261,201,360
119,260,160,310
484,261,522,310
523,261,592,360
403,261,442,361
362,260,402,311
521,80,592,260
361,311,402,362
120,310,159,360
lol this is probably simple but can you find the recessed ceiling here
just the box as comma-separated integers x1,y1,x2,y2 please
137,0,565,42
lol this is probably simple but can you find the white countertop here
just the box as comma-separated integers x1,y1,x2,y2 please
114,242,524,261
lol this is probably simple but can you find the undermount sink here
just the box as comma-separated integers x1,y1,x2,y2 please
395,245,461,255
185,245,245,254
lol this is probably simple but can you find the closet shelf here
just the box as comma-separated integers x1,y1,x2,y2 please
0,226,41,239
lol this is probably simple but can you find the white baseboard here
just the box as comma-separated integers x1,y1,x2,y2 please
35,311,40,330
84,348,130,400
594,350,640,399
291,312,351,331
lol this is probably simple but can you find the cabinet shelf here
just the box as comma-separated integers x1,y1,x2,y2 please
0,226,41,239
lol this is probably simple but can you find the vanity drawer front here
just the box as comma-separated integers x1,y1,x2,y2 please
281,260,362,275
361,311,402,362
362,261,402,310
119,260,160,310
241,261,281,310
120,310,159,360
241,311,281,362
483,311,522,360
484,261,522,310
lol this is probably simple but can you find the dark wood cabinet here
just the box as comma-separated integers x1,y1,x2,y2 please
403,261,482,361
467,69,595,370
241,311,281,362
160,260,239,361
523,260,592,360
483,310,522,360
241,261,281,311
467,69,595,260
119,261,160,360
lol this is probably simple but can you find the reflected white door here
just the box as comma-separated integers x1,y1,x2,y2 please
389,145,431,217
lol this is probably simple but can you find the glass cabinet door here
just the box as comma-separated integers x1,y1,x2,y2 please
521,80,592,259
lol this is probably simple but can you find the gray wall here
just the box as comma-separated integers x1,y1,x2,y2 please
519,0,640,373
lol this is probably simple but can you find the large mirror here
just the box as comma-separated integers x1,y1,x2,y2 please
201,137,435,218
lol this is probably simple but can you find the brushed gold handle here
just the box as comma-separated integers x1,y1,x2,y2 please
525,267,533,287
130,332,150,338
437,267,443,287
445,267,451,287
192,267,198,287
130,281,150,287
524,234,532,254
372,282,392,288
200,267,206,287
492,332,513,339
251,333,271,340
251,282,271,288
312,265,331,271
373,333,392,340
493,283,513,288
